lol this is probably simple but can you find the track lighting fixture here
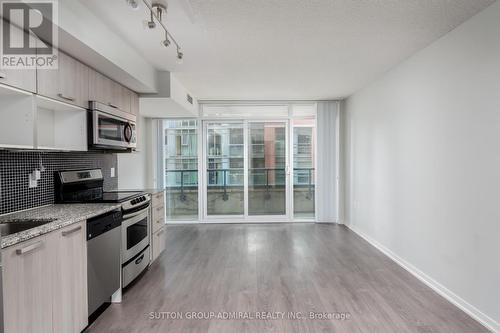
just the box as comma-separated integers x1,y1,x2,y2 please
133,0,184,63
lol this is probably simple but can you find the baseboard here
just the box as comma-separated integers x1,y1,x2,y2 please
346,224,499,333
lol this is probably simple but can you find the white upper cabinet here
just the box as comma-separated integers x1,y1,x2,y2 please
37,51,90,109
0,86,36,149
0,22,37,93
35,96,88,151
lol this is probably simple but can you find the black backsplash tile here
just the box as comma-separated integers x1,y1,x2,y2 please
0,151,117,215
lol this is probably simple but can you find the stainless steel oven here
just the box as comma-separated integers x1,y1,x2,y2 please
89,101,137,150
121,194,151,287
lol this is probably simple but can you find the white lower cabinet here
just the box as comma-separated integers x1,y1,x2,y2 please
152,227,166,263
151,191,166,263
52,222,88,333
2,233,55,333
2,221,88,333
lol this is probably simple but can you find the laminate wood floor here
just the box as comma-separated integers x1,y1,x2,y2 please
85,224,489,333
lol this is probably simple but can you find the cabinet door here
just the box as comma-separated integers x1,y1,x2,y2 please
2,234,55,333
0,22,36,92
130,91,139,115
89,70,117,107
89,70,111,105
52,221,88,333
37,51,90,108
152,227,166,262
0,94,35,149
118,85,132,113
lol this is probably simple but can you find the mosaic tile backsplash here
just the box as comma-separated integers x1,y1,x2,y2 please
0,151,117,215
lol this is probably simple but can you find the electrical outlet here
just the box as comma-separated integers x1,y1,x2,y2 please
111,167,115,178
28,173,38,188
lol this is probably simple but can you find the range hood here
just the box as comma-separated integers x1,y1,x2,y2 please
139,71,198,118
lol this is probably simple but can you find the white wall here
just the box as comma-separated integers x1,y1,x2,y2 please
117,116,154,190
343,2,500,332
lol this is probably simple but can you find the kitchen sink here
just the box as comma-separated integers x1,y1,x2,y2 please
0,219,56,236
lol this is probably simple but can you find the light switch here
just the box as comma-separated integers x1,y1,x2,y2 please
111,167,115,178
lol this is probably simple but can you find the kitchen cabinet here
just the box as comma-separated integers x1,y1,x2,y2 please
131,91,139,115
52,221,88,333
151,191,166,262
2,221,88,333
0,22,36,93
37,51,90,109
0,89,36,149
2,232,56,333
152,227,166,263
89,70,134,113
0,67,37,93
151,192,165,234
35,95,88,151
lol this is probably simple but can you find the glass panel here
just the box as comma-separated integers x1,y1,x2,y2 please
248,122,286,215
292,104,316,118
164,120,198,220
293,119,315,218
126,217,148,250
98,116,125,141
207,122,244,215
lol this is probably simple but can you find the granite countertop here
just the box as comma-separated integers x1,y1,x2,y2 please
0,203,122,249
122,188,165,195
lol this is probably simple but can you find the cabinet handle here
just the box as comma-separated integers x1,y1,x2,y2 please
16,241,43,255
0,72,6,79
108,102,118,108
62,225,82,236
57,93,75,101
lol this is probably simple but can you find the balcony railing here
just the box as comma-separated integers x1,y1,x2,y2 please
165,168,315,202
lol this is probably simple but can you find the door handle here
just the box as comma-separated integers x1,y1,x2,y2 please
16,241,43,255
57,93,75,101
62,225,82,236
135,253,145,265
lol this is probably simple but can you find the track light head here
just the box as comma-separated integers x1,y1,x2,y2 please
125,0,139,10
147,10,156,29
162,37,171,47
176,49,184,64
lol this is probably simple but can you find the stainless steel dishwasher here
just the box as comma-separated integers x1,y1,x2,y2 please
87,210,122,316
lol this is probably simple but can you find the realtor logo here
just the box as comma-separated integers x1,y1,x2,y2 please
1,0,58,69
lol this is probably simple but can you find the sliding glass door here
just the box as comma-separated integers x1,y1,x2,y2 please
248,121,287,216
162,104,317,222
206,122,245,216
203,120,289,221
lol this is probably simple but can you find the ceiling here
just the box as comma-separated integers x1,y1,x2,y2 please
81,0,494,100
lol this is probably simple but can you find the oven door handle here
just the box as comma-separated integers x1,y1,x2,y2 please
122,208,149,220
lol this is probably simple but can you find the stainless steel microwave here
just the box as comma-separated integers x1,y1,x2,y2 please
89,101,137,150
